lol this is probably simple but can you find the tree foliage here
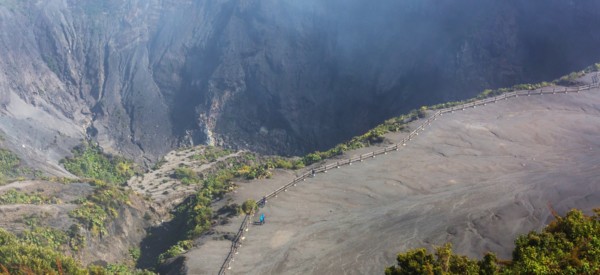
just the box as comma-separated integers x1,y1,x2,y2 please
386,208,600,275
509,208,600,274
241,199,257,215
0,228,91,274
0,189,57,205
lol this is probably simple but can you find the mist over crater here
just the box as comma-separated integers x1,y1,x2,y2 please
1,0,600,167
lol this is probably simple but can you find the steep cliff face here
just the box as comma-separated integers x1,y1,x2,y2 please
1,0,600,170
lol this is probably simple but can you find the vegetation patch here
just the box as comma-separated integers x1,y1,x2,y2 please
0,226,154,274
60,142,136,237
173,167,200,185
190,146,233,163
241,199,257,215
235,164,271,180
69,184,131,237
0,228,92,274
385,208,600,274
0,189,58,205
61,142,136,185
300,115,412,166
157,240,193,264
0,148,39,184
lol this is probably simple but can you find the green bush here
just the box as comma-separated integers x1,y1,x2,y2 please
303,153,322,166
292,159,305,169
173,167,200,185
555,71,585,86
272,158,294,170
176,189,213,240
129,247,141,261
0,148,20,178
0,189,56,205
66,224,86,252
241,199,257,215
158,240,193,263
0,148,37,183
417,106,428,118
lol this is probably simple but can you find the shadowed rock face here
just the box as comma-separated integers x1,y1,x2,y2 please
1,0,600,169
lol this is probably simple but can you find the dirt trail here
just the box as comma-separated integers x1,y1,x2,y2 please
186,77,600,275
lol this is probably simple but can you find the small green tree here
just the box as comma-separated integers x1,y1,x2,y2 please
386,248,436,275
417,106,428,118
386,208,600,274
241,199,257,215
303,153,322,165
478,253,499,275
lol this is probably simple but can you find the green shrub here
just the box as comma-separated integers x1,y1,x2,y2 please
157,240,193,263
235,163,272,180
176,189,213,240
0,189,56,205
272,158,294,170
20,227,68,250
173,167,200,185
0,148,20,178
550,71,585,86
241,199,257,215
303,153,322,165
129,247,141,261
417,106,428,118
0,148,37,183
66,224,86,252
292,159,305,169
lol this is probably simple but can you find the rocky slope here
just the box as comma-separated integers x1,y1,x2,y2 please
0,179,156,266
1,0,600,172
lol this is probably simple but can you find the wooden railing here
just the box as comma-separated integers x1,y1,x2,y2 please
217,81,599,274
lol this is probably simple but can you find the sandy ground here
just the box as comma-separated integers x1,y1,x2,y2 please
185,81,600,274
